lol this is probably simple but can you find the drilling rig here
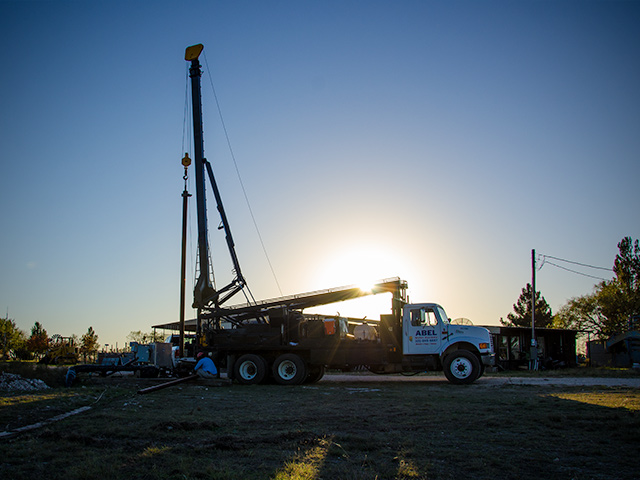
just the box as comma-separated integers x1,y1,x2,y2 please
182,44,494,385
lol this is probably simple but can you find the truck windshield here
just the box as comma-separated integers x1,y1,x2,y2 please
437,306,450,324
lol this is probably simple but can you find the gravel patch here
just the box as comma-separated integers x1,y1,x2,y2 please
0,372,50,392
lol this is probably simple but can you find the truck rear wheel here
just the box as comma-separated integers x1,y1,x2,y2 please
234,354,267,385
272,354,307,385
443,350,481,385
304,364,325,384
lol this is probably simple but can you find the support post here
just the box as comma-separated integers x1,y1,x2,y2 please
530,249,538,370
179,157,191,358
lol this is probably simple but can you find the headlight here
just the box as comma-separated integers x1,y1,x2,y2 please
478,343,489,350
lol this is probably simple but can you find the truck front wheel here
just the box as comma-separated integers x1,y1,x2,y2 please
443,350,481,385
234,354,267,385
272,354,307,385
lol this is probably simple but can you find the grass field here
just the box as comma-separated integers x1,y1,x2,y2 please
1,366,639,479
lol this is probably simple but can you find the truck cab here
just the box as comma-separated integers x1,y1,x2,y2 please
402,303,495,384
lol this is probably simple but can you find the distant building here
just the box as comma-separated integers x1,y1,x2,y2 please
587,330,640,368
484,326,577,370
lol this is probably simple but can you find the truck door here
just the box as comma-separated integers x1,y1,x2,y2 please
403,306,447,355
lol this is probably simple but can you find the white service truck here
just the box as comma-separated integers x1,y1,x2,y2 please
199,279,495,386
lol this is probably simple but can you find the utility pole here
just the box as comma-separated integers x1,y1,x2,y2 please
530,249,538,370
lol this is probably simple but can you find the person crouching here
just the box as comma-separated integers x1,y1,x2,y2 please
194,351,217,379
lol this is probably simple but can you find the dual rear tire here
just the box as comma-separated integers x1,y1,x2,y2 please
233,353,321,385
272,354,307,385
233,354,268,385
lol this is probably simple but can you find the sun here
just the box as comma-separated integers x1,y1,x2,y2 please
306,244,415,319
356,280,377,294
314,245,401,289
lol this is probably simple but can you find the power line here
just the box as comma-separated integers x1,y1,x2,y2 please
544,261,609,281
541,254,611,272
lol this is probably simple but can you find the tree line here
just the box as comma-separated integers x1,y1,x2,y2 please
0,321,168,363
0,320,99,362
502,236,640,340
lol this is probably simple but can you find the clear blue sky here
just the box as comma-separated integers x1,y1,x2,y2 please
1,1,638,348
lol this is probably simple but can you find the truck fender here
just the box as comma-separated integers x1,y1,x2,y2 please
440,340,482,359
